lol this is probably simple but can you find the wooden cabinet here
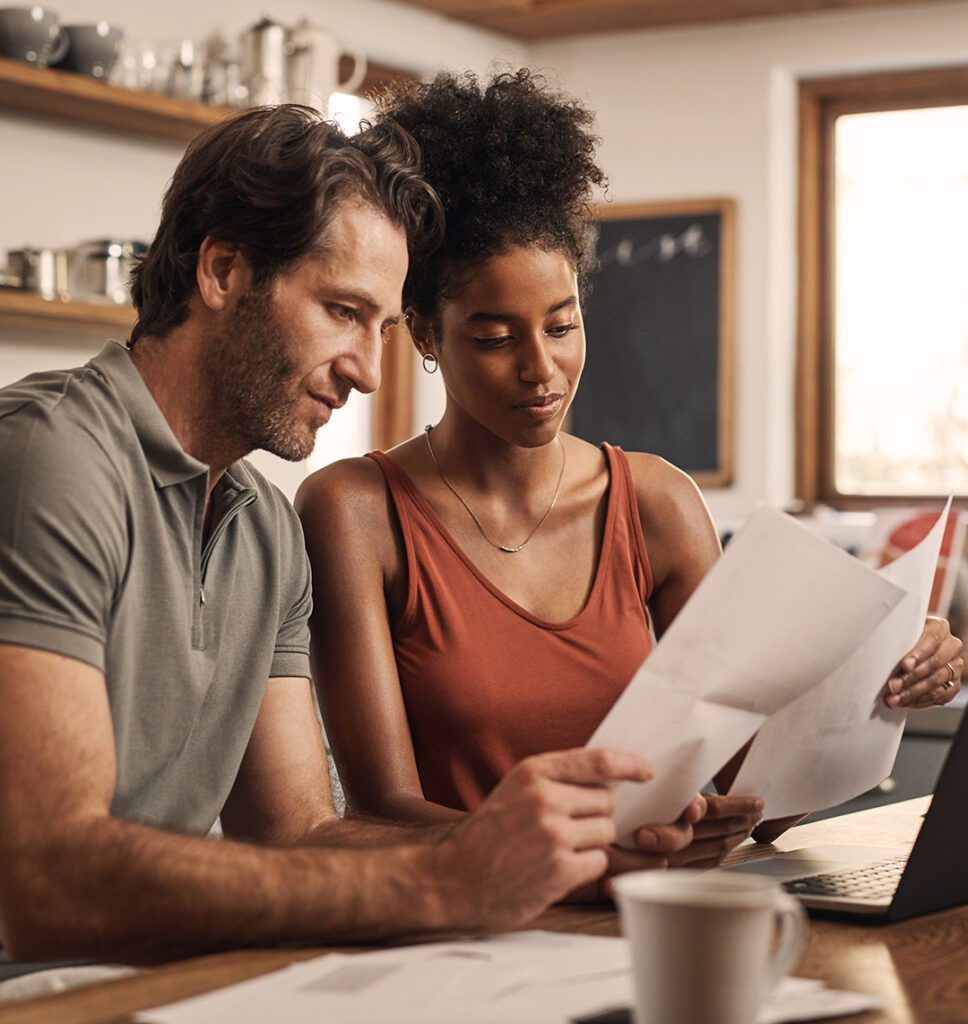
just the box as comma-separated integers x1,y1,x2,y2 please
0,55,235,337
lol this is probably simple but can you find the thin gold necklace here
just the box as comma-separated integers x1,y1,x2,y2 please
424,425,566,554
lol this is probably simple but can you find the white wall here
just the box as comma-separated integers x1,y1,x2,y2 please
4,0,967,520
532,0,968,527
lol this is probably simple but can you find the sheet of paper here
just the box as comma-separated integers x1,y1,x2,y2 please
587,505,905,840
135,931,882,1024
134,931,632,1024
729,499,951,818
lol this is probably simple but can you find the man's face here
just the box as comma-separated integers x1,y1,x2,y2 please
205,200,409,462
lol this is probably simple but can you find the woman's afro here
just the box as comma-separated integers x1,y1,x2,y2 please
375,68,606,316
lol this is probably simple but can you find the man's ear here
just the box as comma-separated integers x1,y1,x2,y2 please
405,308,435,355
196,237,252,312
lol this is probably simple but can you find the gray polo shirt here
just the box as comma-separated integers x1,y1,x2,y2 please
0,341,312,834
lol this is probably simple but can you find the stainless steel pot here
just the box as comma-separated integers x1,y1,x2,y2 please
4,247,67,299
67,239,147,304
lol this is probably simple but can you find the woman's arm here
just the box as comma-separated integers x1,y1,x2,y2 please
294,458,463,826
625,452,722,639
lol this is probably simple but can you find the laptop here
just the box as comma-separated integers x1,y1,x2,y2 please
724,708,968,921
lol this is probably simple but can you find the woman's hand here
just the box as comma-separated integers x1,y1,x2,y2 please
664,793,764,868
884,616,963,709
577,794,764,902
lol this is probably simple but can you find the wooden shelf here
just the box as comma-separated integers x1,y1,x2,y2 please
0,55,236,142
0,58,230,337
0,289,134,337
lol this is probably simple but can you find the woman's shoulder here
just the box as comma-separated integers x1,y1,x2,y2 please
294,453,386,517
616,449,715,533
612,447,696,488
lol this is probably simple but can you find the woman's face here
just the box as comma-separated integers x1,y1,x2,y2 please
433,245,585,448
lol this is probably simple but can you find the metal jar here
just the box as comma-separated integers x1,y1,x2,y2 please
67,239,147,304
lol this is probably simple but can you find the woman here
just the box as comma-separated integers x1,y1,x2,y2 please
295,70,962,875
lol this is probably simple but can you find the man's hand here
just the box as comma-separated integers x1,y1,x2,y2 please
436,748,653,930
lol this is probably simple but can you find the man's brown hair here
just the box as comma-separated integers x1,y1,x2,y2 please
130,104,443,343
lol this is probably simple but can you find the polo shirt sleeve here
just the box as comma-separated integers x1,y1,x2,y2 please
0,404,125,672
269,499,313,680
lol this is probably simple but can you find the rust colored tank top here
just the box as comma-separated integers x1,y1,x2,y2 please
367,442,654,812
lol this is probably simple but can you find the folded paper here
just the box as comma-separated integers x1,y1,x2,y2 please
587,505,907,841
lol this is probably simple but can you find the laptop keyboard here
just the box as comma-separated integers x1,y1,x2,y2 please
782,857,908,900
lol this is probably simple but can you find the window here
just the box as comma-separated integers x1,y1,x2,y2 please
797,67,968,506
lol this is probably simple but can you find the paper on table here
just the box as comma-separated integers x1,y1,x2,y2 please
728,499,951,818
587,505,905,841
134,931,632,1024
135,932,882,1024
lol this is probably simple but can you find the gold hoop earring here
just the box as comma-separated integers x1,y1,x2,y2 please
422,352,438,374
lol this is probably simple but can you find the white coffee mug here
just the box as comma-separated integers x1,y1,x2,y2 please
614,869,806,1024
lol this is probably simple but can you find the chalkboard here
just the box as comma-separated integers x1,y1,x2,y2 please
570,199,734,488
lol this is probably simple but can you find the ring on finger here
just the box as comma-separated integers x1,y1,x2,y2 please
944,662,957,688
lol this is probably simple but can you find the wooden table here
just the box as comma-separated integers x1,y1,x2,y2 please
1,797,965,1024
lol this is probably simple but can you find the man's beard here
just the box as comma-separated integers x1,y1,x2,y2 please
202,285,323,463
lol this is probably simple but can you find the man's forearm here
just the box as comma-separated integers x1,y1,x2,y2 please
0,815,463,966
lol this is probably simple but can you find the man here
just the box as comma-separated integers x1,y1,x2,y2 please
0,105,674,975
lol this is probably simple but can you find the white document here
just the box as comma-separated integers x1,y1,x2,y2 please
134,931,631,1024
135,931,882,1024
586,505,905,841
729,499,951,818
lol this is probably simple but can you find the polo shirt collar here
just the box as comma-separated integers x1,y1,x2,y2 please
90,340,211,489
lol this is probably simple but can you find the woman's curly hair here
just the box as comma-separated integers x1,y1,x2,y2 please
375,68,606,322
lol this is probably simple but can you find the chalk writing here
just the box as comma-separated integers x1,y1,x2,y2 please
594,222,712,268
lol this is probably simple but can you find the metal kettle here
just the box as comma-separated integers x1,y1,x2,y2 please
240,12,287,106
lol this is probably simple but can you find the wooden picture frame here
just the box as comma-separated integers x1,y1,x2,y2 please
569,198,735,488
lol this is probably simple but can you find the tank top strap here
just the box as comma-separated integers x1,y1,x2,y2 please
365,449,429,622
600,442,654,599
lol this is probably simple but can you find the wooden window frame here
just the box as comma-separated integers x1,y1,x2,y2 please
796,65,968,508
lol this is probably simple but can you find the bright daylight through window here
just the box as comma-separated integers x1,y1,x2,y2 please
833,105,968,496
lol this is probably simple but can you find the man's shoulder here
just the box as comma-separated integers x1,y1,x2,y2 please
0,355,130,455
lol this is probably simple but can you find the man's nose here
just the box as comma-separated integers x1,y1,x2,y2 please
348,323,385,396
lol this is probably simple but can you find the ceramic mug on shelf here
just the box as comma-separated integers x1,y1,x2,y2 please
0,6,68,66
52,21,122,79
